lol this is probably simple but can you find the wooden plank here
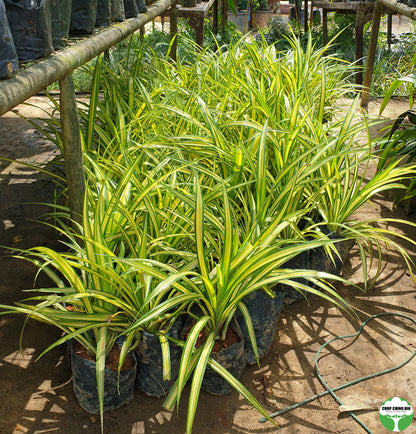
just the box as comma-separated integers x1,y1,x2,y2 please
313,1,373,12
171,0,216,19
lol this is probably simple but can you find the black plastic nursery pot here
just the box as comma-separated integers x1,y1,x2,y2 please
236,291,284,365
70,0,98,35
200,319,246,395
182,0,197,6
69,340,137,414
275,229,355,305
0,0,18,78
96,0,111,27
111,0,125,21
122,0,146,17
5,0,53,62
309,228,355,276
136,0,147,13
123,0,138,17
275,249,310,305
49,0,72,50
135,319,183,398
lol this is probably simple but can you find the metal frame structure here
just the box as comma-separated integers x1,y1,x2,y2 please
0,0,176,224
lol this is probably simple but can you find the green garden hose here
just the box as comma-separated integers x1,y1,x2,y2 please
259,312,416,433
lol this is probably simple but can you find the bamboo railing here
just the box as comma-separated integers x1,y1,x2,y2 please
0,0,176,224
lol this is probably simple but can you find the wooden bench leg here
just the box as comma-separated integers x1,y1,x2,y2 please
355,12,365,85
322,10,328,46
190,17,205,48
213,0,218,35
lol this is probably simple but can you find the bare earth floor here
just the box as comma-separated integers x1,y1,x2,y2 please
0,97,415,434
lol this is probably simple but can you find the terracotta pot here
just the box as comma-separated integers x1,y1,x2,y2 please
251,10,272,29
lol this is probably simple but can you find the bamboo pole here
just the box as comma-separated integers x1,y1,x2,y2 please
59,74,85,227
376,0,416,18
0,0,174,116
0,0,174,222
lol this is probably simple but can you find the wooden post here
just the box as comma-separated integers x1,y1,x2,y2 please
170,0,178,61
59,74,85,227
195,17,205,47
355,9,365,85
387,13,392,51
361,0,383,106
294,2,300,26
213,0,218,35
322,9,328,46
304,0,308,33
221,0,226,35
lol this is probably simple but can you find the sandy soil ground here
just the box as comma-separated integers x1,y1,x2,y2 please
0,96,415,434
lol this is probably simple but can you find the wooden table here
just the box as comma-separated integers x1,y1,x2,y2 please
361,0,416,106
313,1,382,85
163,0,218,47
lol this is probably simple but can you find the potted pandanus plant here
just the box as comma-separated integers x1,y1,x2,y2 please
134,174,353,434
0,161,198,433
0,225,139,433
